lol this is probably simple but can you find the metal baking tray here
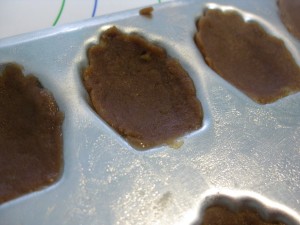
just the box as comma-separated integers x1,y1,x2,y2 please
0,0,299,224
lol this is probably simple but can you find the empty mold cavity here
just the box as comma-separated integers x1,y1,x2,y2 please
192,190,300,225
81,26,204,150
194,6,300,104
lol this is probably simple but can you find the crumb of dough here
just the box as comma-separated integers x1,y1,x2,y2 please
139,6,154,18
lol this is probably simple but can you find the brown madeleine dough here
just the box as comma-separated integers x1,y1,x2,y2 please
278,0,300,40
139,6,154,17
0,64,63,204
195,9,300,104
199,206,286,225
83,27,203,149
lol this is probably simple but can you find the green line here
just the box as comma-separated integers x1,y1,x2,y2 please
52,0,66,26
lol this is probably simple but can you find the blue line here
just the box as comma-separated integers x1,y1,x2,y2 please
92,0,98,17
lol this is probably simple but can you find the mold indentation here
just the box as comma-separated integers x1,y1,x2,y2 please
194,8,300,104
82,26,203,150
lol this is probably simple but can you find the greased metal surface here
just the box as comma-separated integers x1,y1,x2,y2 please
0,0,299,224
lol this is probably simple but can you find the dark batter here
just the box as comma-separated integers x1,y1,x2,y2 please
0,64,63,204
195,9,300,104
198,206,286,225
83,27,203,149
139,6,154,18
278,0,300,40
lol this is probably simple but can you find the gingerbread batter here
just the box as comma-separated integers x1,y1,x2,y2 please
0,64,63,204
278,0,300,40
199,206,285,225
83,27,203,149
195,9,300,104
139,6,154,17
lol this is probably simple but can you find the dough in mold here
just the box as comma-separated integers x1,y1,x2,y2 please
83,27,203,149
199,205,286,225
278,0,300,40
0,64,64,204
195,9,300,104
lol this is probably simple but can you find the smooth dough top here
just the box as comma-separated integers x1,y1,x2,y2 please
83,27,203,149
195,9,300,104
0,64,64,204
278,0,300,40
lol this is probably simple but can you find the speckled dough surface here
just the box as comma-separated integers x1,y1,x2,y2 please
195,9,300,104
199,206,285,225
0,64,64,204
83,27,203,149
